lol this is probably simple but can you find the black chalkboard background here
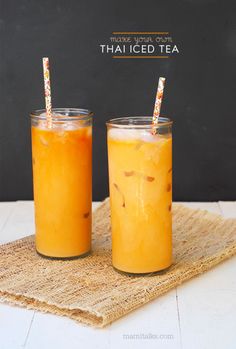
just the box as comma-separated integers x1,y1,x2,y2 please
0,0,236,201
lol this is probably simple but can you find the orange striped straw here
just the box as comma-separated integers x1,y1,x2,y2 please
152,77,166,134
42,57,52,128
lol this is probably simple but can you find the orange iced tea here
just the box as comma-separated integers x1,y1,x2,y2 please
31,108,92,259
107,117,172,274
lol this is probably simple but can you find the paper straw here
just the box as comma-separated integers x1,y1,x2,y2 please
152,77,166,134
42,57,52,128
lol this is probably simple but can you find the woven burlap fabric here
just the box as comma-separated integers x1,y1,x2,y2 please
0,199,236,328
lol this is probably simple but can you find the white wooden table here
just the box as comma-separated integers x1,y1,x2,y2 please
0,201,236,349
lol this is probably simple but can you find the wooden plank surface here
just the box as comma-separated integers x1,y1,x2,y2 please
177,202,236,349
0,202,35,349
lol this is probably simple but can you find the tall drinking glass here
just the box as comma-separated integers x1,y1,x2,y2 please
107,117,172,274
31,108,92,259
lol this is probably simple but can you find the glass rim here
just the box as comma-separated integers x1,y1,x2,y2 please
30,108,93,121
106,116,173,129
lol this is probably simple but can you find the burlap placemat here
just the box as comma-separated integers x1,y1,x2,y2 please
0,199,236,328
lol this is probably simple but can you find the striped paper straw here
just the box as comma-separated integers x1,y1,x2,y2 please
42,57,52,128
152,77,166,134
